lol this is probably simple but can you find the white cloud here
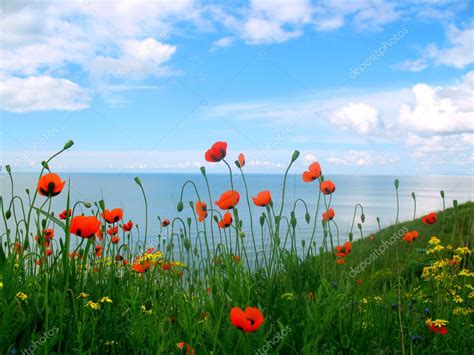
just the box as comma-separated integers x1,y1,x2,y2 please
399,71,474,134
327,151,399,166
0,76,91,112
394,24,474,72
330,103,381,135
242,17,302,44
303,153,318,166
211,36,235,51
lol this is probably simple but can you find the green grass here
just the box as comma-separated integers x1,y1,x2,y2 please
0,143,473,354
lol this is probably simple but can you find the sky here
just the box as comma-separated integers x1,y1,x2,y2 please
0,0,473,176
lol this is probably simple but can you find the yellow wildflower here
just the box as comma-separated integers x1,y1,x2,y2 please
428,236,441,245
86,301,101,310
16,292,28,301
432,245,445,252
100,296,113,303
140,305,153,315
453,307,473,316
453,295,464,303
455,246,471,255
0,282,3,289
281,292,295,301
78,292,89,299
458,269,474,277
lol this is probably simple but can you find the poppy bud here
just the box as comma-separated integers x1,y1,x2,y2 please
134,176,142,187
394,179,399,189
411,192,416,199
357,223,362,230
348,232,353,242
453,200,458,209
291,150,300,163
235,160,241,168
177,201,184,212
440,190,445,198
200,167,206,176
42,219,47,229
274,216,281,224
361,214,365,223
5,210,11,220
5,165,11,173
213,215,219,223
183,238,191,251
239,231,245,238
301,240,306,248
187,217,192,227
25,188,30,194
259,214,265,226
41,161,49,170
305,212,311,224
63,140,74,150
84,202,92,208
188,201,194,208
291,217,297,228
166,243,174,252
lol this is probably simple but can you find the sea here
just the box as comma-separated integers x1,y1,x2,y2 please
1,173,473,254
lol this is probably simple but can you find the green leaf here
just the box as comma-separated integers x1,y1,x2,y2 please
32,207,66,231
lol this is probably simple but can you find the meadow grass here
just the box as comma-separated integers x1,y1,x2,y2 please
0,141,472,354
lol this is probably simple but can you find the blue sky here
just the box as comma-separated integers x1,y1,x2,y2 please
1,0,473,175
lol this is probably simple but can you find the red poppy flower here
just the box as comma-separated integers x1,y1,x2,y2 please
176,342,195,355
230,306,265,333
121,220,134,231
320,180,336,195
195,201,208,222
231,255,241,263
37,173,65,197
13,242,23,254
238,153,245,168
403,230,419,243
421,212,438,225
335,241,352,257
95,244,103,257
322,208,335,221
45,248,53,257
111,236,120,244
107,226,118,236
336,258,345,265
426,319,448,334
302,162,322,182
101,208,123,223
132,261,151,273
59,209,72,220
43,228,54,240
205,141,227,162
70,216,101,238
96,228,103,242
357,279,363,285
215,190,240,210
218,211,233,228
34,235,50,248
162,219,170,227
252,190,272,207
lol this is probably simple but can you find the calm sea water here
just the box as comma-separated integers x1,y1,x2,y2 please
1,173,473,252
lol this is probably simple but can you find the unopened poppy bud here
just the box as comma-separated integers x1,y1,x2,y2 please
291,217,297,228
187,217,192,227
41,219,47,229
239,231,245,238
274,216,281,224
189,201,194,208
305,212,311,224
5,210,11,220
361,214,365,223
25,188,30,194
394,179,399,189
200,167,206,176
440,190,445,198
348,232,353,242
259,214,265,226
63,140,74,150
213,215,219,223
84,202,92,208
41,161,49,170
238,220,243,228
235,160,241,168
166,243,173,252
183,238,191,251
5,165,11,173
411,192,416,199
453,200,458,209
291,150,300,163
134,176,142,187
177,201,184,212
357,223,362,230
301,240,306,248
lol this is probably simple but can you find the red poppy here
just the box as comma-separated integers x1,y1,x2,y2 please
162,262,176,270
426,319,448,334
70,216,101,238
95,244,103,257
320,180,336,195
132,261,151,273
252,190,271,207
302,162,322,182
238,153,245,168
196,201,208,222
13,242,23,254
357,279,363,285
205,141,227,162
231,255,241,263
218,211,233,228
59,209,72,220
121,220,134,231
230,306,265,333
403,230,419,243
107,226,118,236
162,219,170,227
421,212,438,225
336,258,345,265
322,208,335,221
101,208,123,223
45,248,53,257
96,228,103,242
176,342,195,355
335,241,352,257
215,190,240,210
34,235,50,248
43,228,54,240
37,173,65,197
111,236,120,244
